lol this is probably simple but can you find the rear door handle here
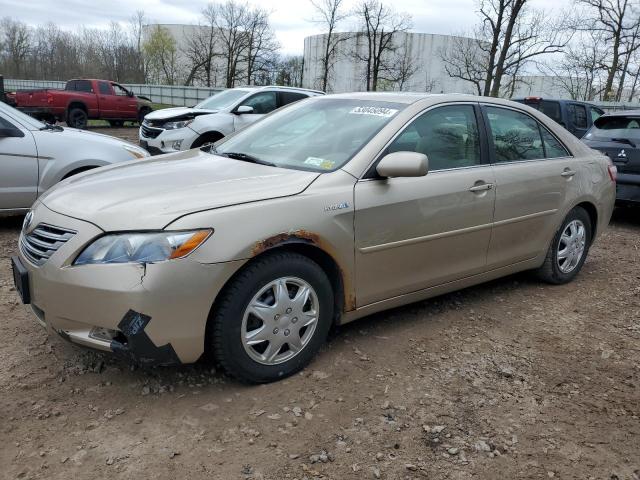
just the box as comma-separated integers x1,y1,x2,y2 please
561,169,576,177
469,183,494,192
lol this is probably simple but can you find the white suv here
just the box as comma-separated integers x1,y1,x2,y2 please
139,86,323,155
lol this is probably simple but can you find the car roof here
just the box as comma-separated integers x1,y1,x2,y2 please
232,85,325,95
600,109,640,117
512,97,600,107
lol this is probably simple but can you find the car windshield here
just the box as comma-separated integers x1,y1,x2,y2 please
584,115,640,141
213,97,406,172
0,100,45,130
195,89,250,110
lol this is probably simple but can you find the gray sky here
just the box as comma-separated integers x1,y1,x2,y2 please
4,0,567,55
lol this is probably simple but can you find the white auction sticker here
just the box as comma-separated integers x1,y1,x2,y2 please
349,106,399,117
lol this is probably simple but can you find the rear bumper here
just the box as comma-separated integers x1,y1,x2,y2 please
616,180,640,204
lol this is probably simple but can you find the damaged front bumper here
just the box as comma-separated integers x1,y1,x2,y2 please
17,204,244,365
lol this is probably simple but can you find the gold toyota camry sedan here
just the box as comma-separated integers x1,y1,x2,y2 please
12,93,616,383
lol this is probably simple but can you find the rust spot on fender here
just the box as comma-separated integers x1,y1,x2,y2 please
251,230,321,257
251,230,356,314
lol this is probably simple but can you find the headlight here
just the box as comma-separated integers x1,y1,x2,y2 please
163,119,193,130
123,144,148,159
74,230,211,265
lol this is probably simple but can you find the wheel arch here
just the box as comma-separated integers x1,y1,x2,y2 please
207,238,348,338
66,100,88,113
191,130,225,149
572,201,598,241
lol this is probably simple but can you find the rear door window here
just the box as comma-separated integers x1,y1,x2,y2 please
540,127,570,158
485,106,544,162
75,80,93,93
65,81,77,91
279,92,308,107
568,104,588,129
539,101,562,124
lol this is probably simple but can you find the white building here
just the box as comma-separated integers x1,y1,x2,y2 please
302,32,483,94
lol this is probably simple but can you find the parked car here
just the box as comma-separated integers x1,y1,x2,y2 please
7,79,153,129
0,100,149,215
139,86,323,155
13,94,615,383
582,110,640,205
512,97,605,138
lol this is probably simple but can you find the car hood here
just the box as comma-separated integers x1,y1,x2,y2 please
39,148,320,231
39,126,146,151
144,107,218,121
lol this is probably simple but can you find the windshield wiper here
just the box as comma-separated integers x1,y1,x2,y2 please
39,123,63,132
611,137,636,148
218,151,277,167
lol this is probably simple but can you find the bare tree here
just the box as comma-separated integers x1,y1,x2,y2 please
309,0,349,92
0,17,31,77
243,7,280,85
182,5,219,86
212,0,250,88
386,38,417,90
578,0,640,100
351,0,411,91
275,55,305,87
440,0,571,97
440,35,486,95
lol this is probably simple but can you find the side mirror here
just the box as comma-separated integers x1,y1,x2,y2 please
127,90,134,98
235,105,254,114
376,151,428,178
0,128,24,138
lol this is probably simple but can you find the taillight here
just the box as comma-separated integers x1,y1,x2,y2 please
47,93,53,104
606,157,617,182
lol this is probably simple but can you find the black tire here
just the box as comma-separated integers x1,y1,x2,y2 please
209,251,334,383
138,108,151,125
191,132,224,149
108,120,124,127
66,107,88,129
535,206,592,284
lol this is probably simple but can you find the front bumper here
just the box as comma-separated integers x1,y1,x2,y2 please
16,203,244,365
138,126,199,155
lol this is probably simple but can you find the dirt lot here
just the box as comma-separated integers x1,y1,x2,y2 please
1,126,639,479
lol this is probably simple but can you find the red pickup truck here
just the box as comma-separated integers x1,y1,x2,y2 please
7,79,153,129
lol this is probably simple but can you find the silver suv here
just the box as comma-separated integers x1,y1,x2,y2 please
139,86,324,155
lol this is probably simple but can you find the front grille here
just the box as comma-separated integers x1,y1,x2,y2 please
141,122,163,139
21,223,76,266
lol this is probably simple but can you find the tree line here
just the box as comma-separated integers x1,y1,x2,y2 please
2,0,640,100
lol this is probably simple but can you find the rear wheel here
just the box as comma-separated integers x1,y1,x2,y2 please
66,108,88,129
535,207,592,284
209,252,334,383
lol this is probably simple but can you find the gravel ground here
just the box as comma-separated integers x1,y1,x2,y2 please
0,126,639,480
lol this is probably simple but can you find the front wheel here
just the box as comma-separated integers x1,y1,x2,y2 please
209,252,334,383
535,207,592,284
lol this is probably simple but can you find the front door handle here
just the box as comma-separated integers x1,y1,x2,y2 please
561,169,576,178
469,183,494,192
